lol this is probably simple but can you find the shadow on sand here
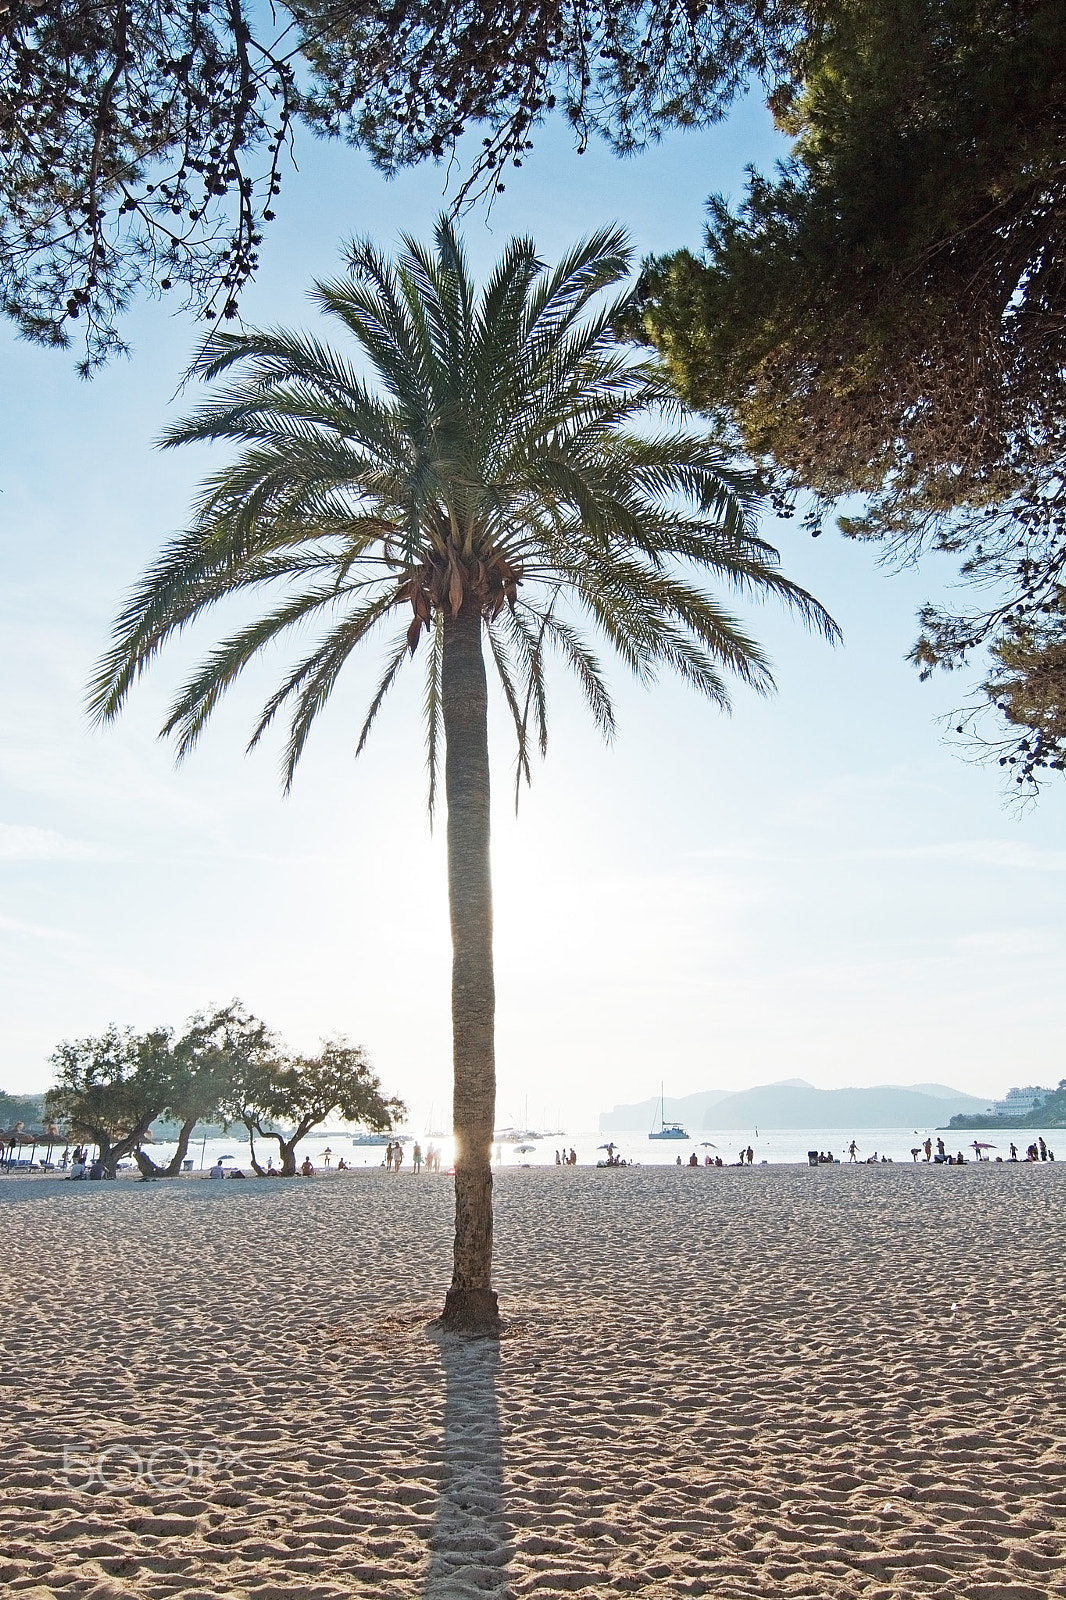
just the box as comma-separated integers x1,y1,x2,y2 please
423,1329,512,1598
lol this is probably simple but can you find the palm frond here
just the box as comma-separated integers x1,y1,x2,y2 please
93,220,837,801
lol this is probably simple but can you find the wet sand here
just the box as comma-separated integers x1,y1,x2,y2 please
1,1162,1064,1598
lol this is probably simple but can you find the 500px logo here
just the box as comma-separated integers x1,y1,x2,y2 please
62,1443,249,1492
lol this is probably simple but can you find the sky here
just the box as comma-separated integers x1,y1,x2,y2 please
2,93,1064,1130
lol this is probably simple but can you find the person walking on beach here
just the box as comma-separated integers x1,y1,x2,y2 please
393,1142,404,1171
412,1141,422,1173
848,1140,859,1162
923,1137,933,1162
384,1141,394,1171
1010,1143,1019,1160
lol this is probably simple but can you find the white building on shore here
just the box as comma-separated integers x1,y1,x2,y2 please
990,1086,1055,1118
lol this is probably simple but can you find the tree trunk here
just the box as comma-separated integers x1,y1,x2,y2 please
245,1121,266,1177
135,1116,198,1178
437,595,500,1335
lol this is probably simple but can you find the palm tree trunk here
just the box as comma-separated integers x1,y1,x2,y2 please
438,593,500,1335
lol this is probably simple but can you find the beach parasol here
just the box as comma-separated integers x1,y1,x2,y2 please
699,1142,717,1149
973,1141,996,1150
515,1143,536,1154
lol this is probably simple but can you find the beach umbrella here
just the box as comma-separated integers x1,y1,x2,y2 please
974,1141,996,1149
515,1143,536,1153
699,1142,717,1149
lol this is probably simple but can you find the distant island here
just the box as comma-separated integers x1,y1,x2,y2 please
601,1080,994,1133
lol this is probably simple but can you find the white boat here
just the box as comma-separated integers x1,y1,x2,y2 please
648,1088,689,1141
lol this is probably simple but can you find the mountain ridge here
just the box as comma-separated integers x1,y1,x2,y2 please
600,1081,991,1132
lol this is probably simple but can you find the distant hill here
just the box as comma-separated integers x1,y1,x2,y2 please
600,1081,990,1132
0,1090,47,1129
600,1090,732,1133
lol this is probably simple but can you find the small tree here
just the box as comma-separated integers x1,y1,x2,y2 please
46,1025,175,1175
132,1003,274,1177
221,1040,403,1175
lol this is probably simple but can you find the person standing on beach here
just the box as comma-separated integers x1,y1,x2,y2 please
384,1141,394,1171
848,1140,858,1162
745,1145,754,1165
412,1141,422,1172
923,1137,933,1161
394,1142,404,1172
1010,1143,1019,1160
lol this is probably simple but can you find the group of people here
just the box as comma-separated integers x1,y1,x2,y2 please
554,1148,578,1165
380,1139,442,1172
903,1135,1056,1165
68,1145,108,1180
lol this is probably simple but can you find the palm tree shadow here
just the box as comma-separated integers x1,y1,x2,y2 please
423,1329,512,1598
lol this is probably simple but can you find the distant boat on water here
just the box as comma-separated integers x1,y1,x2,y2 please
351,1131,407,1146
649,1089,689,1141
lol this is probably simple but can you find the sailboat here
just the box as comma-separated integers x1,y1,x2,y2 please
648,1086,689,1141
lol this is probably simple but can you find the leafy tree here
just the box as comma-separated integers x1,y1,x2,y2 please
220,1039,402,1175
45,1023,175,1175
0,1090,47,1128
44,1002,274,1176
632,0,1066,788
2,0,801,369
89,221,837,1329
132,1002,275,1177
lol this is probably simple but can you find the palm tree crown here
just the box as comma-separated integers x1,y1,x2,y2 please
90,219,836,800
91,219,838,1333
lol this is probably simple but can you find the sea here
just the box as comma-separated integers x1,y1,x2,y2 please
137,1123,1059,1174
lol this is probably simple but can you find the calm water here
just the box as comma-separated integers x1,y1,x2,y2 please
137,1123,1058,1174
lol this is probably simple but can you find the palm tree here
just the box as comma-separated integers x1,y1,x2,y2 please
90,219,838,1333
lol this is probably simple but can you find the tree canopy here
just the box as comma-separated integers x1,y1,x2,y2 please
1,0,799,371
43,1003,400,1175
221,1039,402,1175
632,0,1066,789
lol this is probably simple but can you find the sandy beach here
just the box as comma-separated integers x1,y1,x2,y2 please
1,1163,1063,1599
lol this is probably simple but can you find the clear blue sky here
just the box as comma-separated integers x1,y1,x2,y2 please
1,96,1063,1126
